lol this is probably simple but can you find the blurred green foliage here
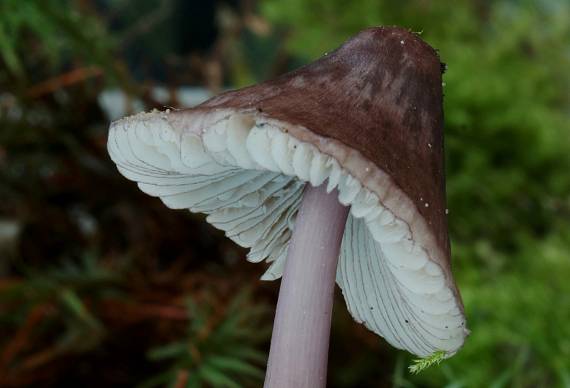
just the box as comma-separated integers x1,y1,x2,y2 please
1,0,569,387
0,0,116,81
143,292,268,388
1,1,271,387
262,0,570,386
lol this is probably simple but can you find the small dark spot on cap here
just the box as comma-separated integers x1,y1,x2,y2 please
405,319,409,323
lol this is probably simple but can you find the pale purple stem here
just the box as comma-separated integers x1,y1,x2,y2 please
264,184,349,388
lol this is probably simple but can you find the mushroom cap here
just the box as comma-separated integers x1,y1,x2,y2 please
108,26,468,357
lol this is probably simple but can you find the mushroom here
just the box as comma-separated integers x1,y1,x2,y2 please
107,26,468,387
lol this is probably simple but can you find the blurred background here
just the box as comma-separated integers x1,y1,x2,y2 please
0,0,569,387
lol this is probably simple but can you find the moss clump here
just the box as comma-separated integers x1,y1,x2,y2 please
408,351,448,374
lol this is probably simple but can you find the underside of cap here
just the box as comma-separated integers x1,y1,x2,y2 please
108,106,468,357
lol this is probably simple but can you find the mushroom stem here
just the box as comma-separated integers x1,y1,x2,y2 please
264,184,349,388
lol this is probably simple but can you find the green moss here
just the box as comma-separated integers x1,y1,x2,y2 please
408,351,448,375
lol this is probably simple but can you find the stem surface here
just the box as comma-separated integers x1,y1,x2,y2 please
264,184,349,388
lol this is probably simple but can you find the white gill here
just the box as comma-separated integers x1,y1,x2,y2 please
107,110,468,357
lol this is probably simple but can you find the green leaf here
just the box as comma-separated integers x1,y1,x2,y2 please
226,347,267,363
147,343,189,361
208,355,264,379
199,364,242,388
0,23,23,77
59,288,101,329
